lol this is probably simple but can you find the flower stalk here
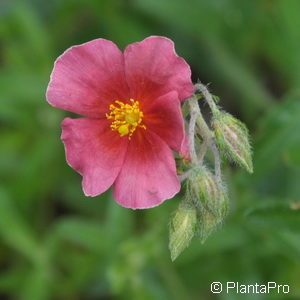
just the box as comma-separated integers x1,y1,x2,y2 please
194,83,220,116
186,90,221,183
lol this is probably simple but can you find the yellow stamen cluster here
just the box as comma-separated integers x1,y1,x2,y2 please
106,99,146,139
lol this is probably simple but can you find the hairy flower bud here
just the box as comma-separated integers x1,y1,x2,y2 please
212,112,253,173
197,192,228,243
169,203,197,261
187,167,227,217
187,167,228,242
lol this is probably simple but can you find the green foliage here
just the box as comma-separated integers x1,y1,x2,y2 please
1,0,300,299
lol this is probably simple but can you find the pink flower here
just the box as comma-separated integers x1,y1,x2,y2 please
46,36,193,209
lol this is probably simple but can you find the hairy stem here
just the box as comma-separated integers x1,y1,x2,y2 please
194,83,219,116
188,95,213,140
197,138,209,164
188,102,198,163
184,87,222,182
179,169,193,182
210,142,222,183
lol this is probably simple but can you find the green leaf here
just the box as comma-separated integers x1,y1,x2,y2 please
0,187,43,263
283,141,300,167
19,266,52,300
53,217,106,252
254,96,300,177
245,200,300,231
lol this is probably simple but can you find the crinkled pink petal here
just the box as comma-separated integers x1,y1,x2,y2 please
61,118,128,196
124,36,193,102
143,90,185,155
113,130,180,209
47,39,129,118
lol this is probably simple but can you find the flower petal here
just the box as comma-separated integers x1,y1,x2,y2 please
61,117,128,196
179,135,191,161
143,91,185,155
124,36,193,102
113,130,180,209
47,39,129,118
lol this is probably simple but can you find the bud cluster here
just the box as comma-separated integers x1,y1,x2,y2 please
169,83,253,261
169,167,228,259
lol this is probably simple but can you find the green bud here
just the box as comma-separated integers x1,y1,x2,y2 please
197,192,228,243
169,203,197,261
212,112,253,173
187,167,221,211
187,167,229,242
187,167,228,218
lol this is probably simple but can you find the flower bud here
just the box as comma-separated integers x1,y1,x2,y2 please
212,112,253,173
186,167,228,242
187,167,228,218
197,192,228,243
169,203,197,261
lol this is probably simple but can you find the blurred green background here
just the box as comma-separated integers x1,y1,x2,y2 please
1,0,300,299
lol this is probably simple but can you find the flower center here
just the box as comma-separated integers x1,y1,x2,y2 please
106,99,146,139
